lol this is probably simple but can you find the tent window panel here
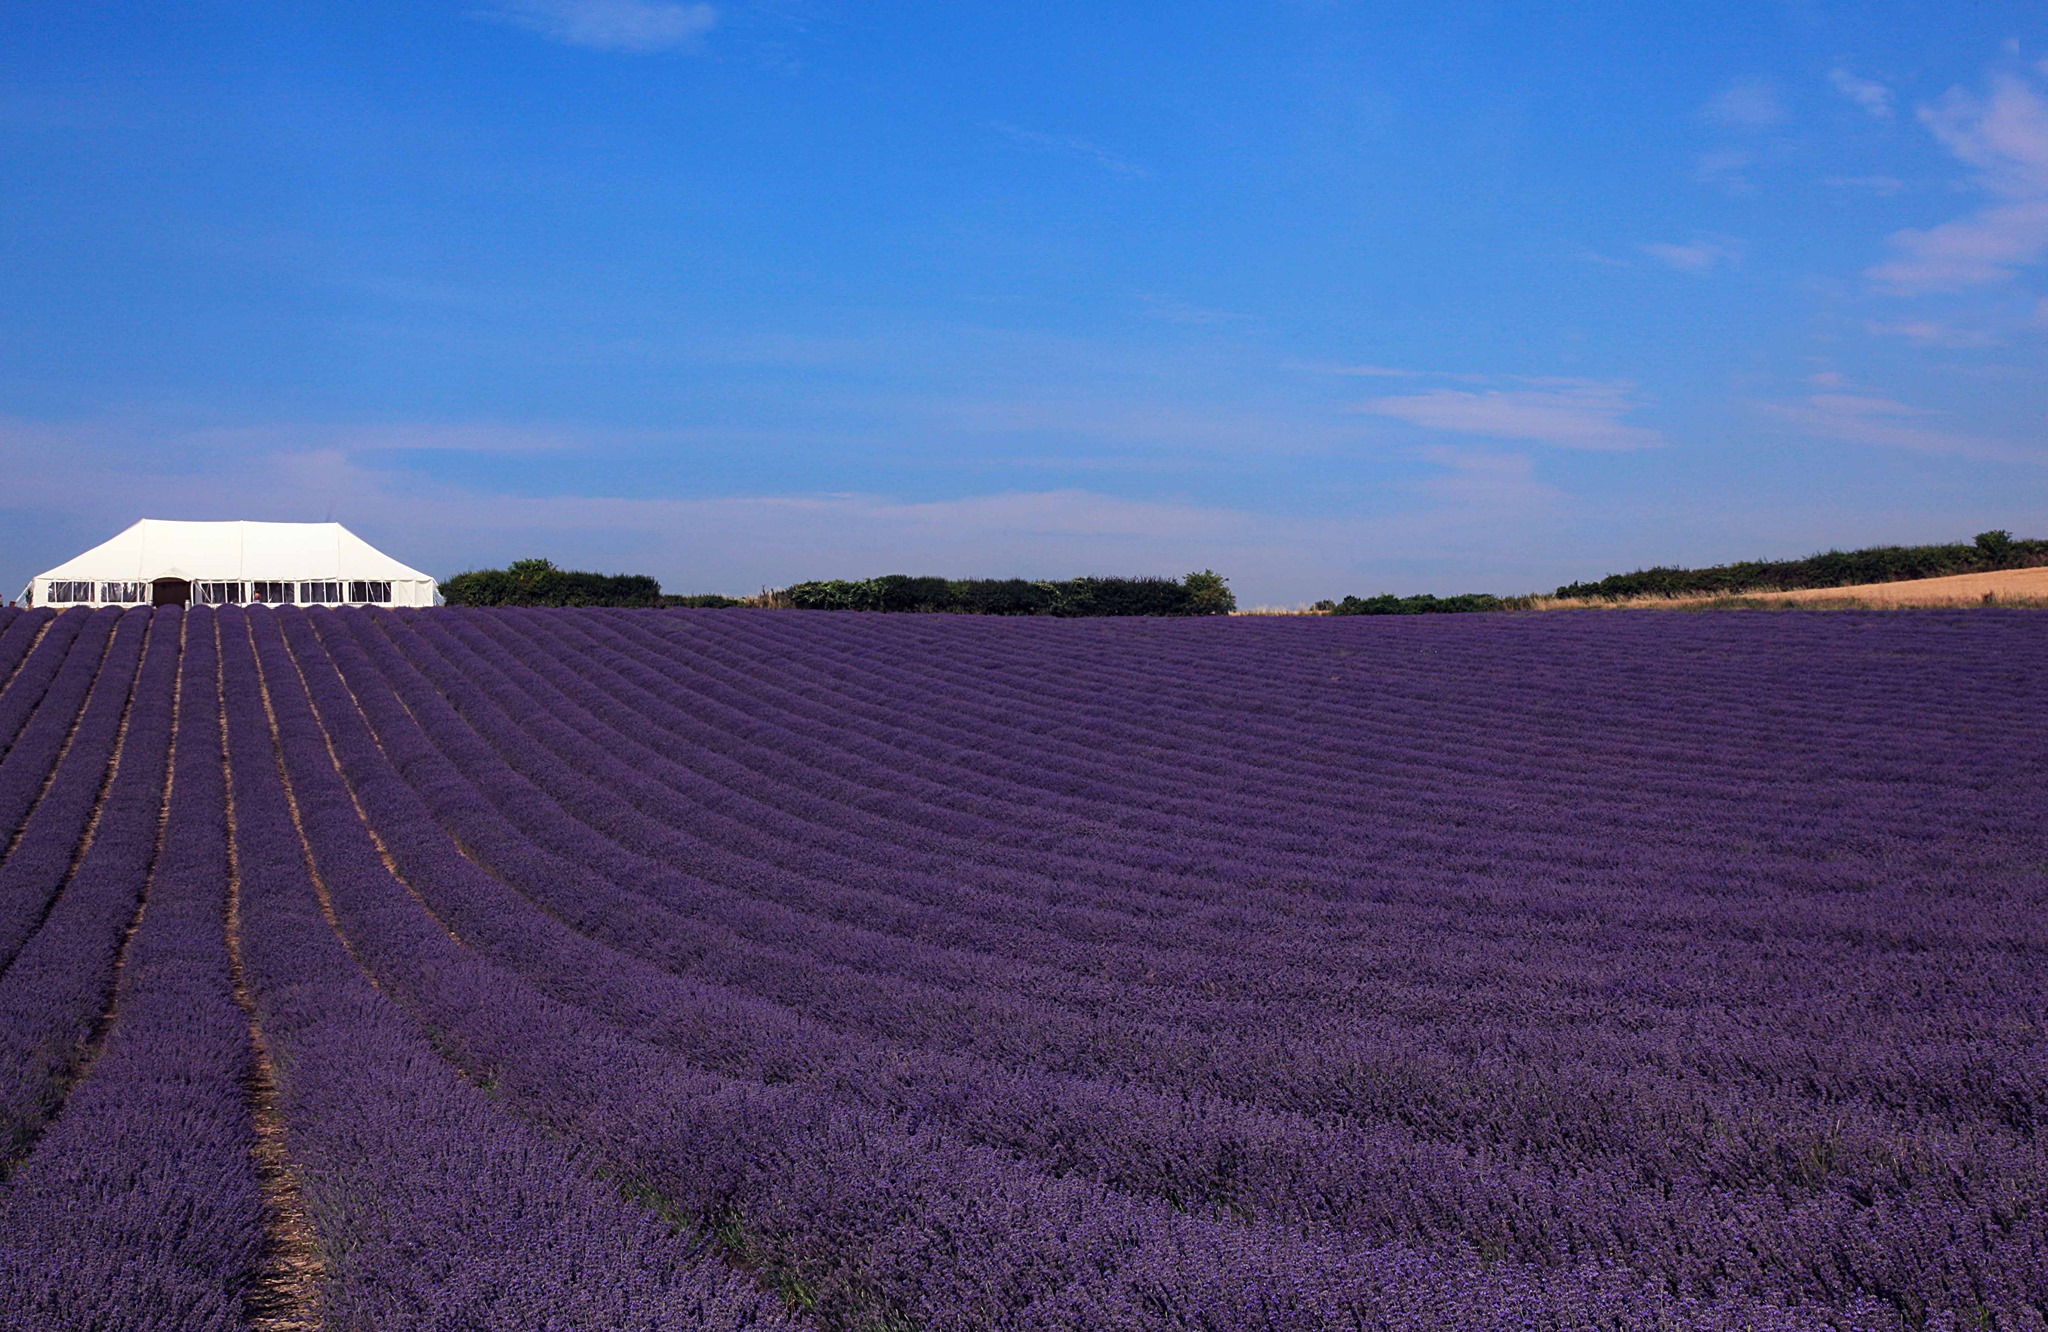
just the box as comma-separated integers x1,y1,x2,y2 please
300,581,342,605
195,582,243,605
249,581,295,604
47,580,95,603
349,580,393,604
101,581,146,604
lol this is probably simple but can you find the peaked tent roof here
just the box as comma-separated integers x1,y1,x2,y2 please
29,519,434,588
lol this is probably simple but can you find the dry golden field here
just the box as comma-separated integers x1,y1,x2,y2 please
1539,564,2048,610
1744,565,2048,606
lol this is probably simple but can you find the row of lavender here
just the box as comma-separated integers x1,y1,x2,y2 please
0,603,2043,1328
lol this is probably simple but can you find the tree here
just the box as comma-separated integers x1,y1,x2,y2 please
441,558,666,607
1183,570,1236,615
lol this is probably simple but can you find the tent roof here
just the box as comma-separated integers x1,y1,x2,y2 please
33,520,435,585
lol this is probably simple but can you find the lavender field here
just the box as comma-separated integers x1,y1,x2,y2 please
0,602,2042,1331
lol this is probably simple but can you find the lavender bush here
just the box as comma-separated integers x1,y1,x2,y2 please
0,606,45,686
0,602,2040,1330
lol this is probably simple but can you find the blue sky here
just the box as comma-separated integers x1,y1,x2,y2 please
3,2,2045,604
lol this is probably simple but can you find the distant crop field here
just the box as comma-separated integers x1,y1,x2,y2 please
1752,565,2048,607
1544,564,2048,610
0,603,2043,1330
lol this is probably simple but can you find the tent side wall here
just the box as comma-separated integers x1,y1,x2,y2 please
25,577,439,609
391,579,439,607
24,577,149,610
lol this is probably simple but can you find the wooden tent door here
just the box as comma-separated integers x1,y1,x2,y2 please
151,578,190,607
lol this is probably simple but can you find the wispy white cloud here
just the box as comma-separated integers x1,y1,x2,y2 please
1822,174,1907,194
0,418,1584,604
1308,363,1425,378
0,420,1251,581
1640,236,1745,273
925,394,1357,458
1829,68,1895,118
1921,72,2048,194
1692,80,1786,194
1294,363,1489,382
1869,200,2048,291
1869,69,2048,292
1763,390,2044,464
314,423,600,452
988,123,1150,177
1136,294,1246,326
1353,380,1662,452
1694,147,1757,193
484,0,716,52
1863,318,2002,348
1411,447,1564,509
9,410,2031,605
1702,79,1787,129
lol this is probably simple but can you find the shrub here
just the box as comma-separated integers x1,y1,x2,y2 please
442,559,667,608
951,580,1059,616
1555,534,2046,600
1329,593,1504,616
779,572,1234,616
1975,529,2014,561
782,580,877,612
1183,570,1237,616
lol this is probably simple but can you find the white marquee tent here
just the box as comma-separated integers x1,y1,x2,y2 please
21,520,439,609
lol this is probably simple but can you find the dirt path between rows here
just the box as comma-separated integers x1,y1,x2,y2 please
222,615,326,1332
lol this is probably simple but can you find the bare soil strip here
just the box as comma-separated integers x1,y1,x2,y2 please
221,616,326,1332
